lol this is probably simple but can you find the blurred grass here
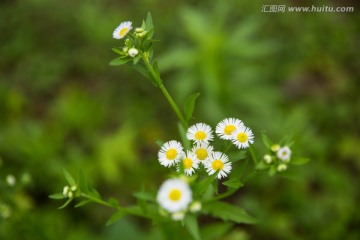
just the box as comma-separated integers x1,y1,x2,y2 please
1,0,360,239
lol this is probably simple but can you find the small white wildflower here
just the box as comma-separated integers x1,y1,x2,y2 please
156,178,192,213
113,21,132,39
177,151,199,176
216,118,244,140
231,126,254,149
277,146,291,162
204,152,232,179
158,140,184,167
186,123,214,143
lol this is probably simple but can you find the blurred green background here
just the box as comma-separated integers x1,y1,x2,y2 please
1,0,359,239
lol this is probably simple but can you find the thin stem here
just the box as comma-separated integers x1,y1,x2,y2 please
81,193,121,210
141,54,188,128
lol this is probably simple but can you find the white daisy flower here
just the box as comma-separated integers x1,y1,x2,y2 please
204,151,232,179
156,178,192,213
158,141,184,167
277,146,291,162
231,126,254,149
191,142,214,163
177,151,199,176
113,21,132,39
186,123,214,143
216,118,244,140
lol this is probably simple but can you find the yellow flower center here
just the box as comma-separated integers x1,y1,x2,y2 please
169,189,181,201
119,28,129,37
166,149,178,160
224,125,236,135
212,160,224,171
183,158,193,169
195,148,208,160
237,133,248,143
195,131,206,140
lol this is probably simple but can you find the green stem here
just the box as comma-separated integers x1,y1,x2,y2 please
81,193,120,210
142,54,188,128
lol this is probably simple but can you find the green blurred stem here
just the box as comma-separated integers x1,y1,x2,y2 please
142,54,188,128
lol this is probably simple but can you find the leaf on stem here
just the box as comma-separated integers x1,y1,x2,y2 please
109,57,131,66
202,201,258,224
74,199,91,208
133,191,156,202
178,122,190,150
183,93,200,123
184,214,201,240
106,210,126,226
194,172,218,198
260,132,273,149
78,170,89,194
49,193,67,200
63,169,76,186
248,144,258,165
222,178,244,189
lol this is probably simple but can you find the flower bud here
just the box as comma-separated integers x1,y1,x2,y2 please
63,186,70,196
189,201,202,212
271,144,280,152
277,164,287,172
128,48,138,57
171,211,185,221
71,185,77,192
122,47,128,53
6,175,16,186
68,191,74,199
135,28,144,33
263,154,272,164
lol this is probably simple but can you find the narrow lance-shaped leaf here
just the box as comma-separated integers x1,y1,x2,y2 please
49,193,67,200
78,170,89,194
109,57,131,66
260,132,273,149
63,169,76,186
106,210,126,226
183,93,200,123
202,201,258,224
184,214,201,240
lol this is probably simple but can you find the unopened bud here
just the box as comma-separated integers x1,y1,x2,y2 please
277,164,287,172
63,186,70,196
271,144,280,152
171,211,185,221
190,201,202,212
128,48,138,57
263,154,272,164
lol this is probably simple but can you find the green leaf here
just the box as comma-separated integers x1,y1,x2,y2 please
63,169,76,186
261,132,273,149
49,193,67,200
202,201,257,224
200,222,234,240
133,55,141,65
222,178,244,189
255,161,269,170
152,61,162,85
195,172,218,198
183,93,200,123
58,198,72,209
290,157,310,165
74,199,91,208
109,57,131,66
108,197,120,208
145,12,153,33
248,144,258,165
133,191,156,202
184,214,201,240
111,47,123,55
106,210,126,226
227,150,247,163
78,170,89,194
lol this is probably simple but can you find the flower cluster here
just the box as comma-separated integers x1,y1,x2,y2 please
263,144,292,172
156,118,254,219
